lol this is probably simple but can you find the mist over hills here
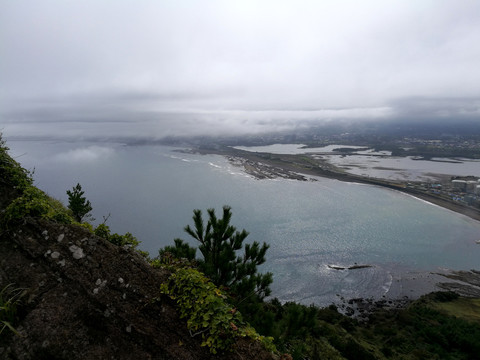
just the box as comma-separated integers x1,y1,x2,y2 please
6,117,479,150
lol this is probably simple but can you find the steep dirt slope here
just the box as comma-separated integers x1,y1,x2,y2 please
0,189,275,359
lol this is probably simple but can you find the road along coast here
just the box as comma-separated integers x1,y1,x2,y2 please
190,146,480,222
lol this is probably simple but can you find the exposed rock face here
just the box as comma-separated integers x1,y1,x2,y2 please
0,208,274,359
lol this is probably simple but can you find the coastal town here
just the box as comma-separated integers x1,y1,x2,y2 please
188,130,480,222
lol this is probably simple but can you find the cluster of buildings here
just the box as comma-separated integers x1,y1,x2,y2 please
451,178,480,195
424,177,480,208
450,177,480,207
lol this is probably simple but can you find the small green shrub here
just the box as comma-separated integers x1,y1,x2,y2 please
1,186,74,229
94,223,141,249
432,291,459,302
160,266,276,354
66,183,93,222
0,136,33,191
158,239,196,262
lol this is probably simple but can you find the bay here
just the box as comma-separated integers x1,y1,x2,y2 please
7,139,480,306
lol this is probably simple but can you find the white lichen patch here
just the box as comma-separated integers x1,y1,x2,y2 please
68,245,85,259
58,259,65,267
57,234,65,242
118,277,124,284
51,251,60,259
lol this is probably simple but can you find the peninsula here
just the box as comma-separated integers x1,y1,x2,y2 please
188,145,480,222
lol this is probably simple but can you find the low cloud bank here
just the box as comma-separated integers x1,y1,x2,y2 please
1,92,478,142
53,146,115,163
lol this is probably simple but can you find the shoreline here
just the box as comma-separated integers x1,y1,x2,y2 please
187,146,480,308
192,146,480,223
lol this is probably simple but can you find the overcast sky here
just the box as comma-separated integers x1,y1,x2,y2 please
1,0,480,139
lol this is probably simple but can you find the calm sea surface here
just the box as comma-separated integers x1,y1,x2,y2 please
8,140,480,306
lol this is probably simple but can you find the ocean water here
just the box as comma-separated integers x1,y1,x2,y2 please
7,139,480,306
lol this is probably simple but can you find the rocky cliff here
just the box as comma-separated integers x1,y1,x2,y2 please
0,145,275,359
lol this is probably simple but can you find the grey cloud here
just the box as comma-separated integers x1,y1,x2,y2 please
389,97,480,121
1,1,480,140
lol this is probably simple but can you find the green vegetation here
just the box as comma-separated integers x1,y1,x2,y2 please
362,294,480,359
160,265,275,354
159,206,480,359
0,133,143,255
0,133,75,229
240,300,372,359
67,183,93,222
430,296,480,324
2,186,74,228
269,292,480,359
157,207,277,354
94,223,141,249
3,133,480,358
228,293,480,360
161,206,273,304
0,134,33,192
0,284,25,336
158,238,196,261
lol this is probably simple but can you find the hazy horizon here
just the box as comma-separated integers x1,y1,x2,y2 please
1,1,480,140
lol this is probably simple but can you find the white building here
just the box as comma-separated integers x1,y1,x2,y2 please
452,180,467,191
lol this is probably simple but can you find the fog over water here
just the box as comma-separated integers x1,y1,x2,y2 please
8,139,480,306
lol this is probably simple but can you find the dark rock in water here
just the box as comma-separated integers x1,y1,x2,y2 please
348,264,373,270
328,264,373,270
345,307,355,316
328,265,346,270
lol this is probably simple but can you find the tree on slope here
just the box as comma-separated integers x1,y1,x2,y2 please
66,183,93,223
166,206,273,302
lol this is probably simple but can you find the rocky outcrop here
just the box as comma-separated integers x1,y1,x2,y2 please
0,214,274,360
